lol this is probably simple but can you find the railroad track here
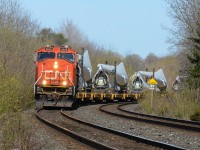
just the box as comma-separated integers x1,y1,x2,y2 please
36,108,113,150
100,103,200,132
61,108,185,150
36,108,185,150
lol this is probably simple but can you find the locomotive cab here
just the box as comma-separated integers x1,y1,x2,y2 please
34,45,78,108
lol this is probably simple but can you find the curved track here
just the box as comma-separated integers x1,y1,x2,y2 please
61,108,185,150
100,103,200,132
36,109,114,150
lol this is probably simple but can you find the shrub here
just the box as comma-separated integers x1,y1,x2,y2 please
190,109,200,121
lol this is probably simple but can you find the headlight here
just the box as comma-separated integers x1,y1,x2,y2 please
42,80,47,85
54,61,58,69
63,81,67,86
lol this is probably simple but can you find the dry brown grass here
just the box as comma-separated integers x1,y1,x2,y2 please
139,90,200,120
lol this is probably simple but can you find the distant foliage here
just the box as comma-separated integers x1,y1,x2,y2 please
54,33,68,45
37,28,67,45
124,54,145,72
187,25,200,88
145,52,158,66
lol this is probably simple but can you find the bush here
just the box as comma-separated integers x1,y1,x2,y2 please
0,65,35,149
190,109,200,121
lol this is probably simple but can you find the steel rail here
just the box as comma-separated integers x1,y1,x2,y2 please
61,108,185,150
117,103,200,132
36,109,115,150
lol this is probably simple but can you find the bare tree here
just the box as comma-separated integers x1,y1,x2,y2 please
125,54,144,72
0,0,38,35
144,52,158,67
166,0,200,69
60,20,89,51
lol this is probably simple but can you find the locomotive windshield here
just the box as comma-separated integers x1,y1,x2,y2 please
58,53,75,63
37,52,55,61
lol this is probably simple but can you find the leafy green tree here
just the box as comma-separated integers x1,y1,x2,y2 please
36,28,53,42
53,33,68,45
37,28,67,45
187,25,200,88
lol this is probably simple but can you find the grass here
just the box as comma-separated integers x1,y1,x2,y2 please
138,89,200,120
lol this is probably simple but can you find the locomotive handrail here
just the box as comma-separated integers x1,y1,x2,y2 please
34,72,43,94
67,76,76,96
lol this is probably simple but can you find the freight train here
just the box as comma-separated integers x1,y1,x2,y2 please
34,45,142,108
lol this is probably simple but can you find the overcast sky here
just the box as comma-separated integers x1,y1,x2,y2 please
20,0,173,58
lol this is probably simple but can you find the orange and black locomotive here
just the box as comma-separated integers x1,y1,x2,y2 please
34,45,79,107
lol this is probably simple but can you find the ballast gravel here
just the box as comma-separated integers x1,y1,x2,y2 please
67,103,200,150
